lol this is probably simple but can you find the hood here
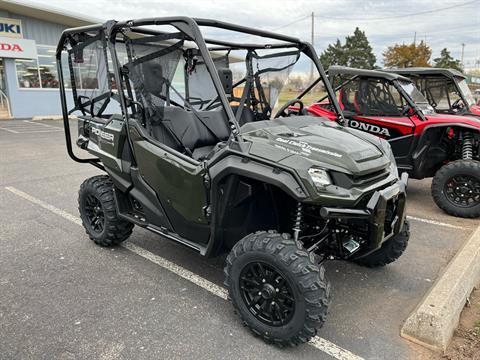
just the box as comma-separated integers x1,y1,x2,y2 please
425,112,480,127
468,104,480,116
241,116,391,175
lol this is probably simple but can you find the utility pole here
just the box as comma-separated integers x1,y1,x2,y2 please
413,32,416,46
461,43,465,68
310,11,314,81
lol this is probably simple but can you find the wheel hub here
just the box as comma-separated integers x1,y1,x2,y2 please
445,175,480,208
260,283,276,299
84,194,105,233
239,261,295,327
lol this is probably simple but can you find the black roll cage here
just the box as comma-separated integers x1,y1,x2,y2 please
386,68,473,113
415,75,470,112
56,17,343,169
313,67,427,121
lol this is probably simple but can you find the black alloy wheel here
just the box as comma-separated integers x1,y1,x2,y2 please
84,194,105,233
444,174,480,208
239,261,295,327
432,160,480,218
78,175,134,246
224,231,330,346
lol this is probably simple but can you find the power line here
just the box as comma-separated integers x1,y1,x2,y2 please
313,23,480,40
268,15,309,31
314,0,479,21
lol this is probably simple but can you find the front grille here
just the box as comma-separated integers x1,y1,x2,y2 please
331,167,390,189
350,168,390,187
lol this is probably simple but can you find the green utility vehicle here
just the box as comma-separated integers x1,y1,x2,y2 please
57,17,409,346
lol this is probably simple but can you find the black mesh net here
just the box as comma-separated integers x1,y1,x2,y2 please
124,34,185,120
251,50,300,108
187,54,229,110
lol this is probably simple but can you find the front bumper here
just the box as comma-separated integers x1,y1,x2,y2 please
320,172,408,252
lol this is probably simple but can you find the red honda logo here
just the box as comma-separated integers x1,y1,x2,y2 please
0,42,23,52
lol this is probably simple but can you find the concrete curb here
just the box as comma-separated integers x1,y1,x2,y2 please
401,224,480,352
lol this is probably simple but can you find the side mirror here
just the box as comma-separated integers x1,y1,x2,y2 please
217,68,232,96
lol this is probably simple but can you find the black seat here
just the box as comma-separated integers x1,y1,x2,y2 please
149,107,230,159
231,105,255,126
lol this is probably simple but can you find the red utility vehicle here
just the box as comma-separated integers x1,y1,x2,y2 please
386,68,480,117
305,66,480,218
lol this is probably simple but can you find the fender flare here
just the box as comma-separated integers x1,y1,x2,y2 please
412,123,480,178
204,155,308,256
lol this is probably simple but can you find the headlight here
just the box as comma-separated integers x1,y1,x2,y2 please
389,150,399,179
308,167,332,190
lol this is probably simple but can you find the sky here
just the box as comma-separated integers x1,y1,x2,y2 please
29,0,480,70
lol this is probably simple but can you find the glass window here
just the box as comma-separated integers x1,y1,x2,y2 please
16,58,40,88
37,45,58,88
16,45,73,89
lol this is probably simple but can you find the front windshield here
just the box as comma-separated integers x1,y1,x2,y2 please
457,79,475,107
398,80,435,114
211,48,327,118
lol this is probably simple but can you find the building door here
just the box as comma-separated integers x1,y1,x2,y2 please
0,59,11,118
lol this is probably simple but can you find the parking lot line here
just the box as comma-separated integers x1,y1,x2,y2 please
123,241,229,300
4,185,365,360
23,120,62,129
0,127,19,134
406,215,465,229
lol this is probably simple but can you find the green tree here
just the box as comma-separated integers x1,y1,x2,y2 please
320,39,346,68
433,48,463,72
344,27,376,69
383,41,432,68
320,28,376,69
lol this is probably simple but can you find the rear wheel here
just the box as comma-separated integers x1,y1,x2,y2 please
224,231,330,347
431,160,480,218
78,175,134,246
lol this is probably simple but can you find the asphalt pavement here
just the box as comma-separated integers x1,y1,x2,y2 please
0,119,477,360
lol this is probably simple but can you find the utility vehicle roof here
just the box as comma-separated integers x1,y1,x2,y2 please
57,16,308,55
386,67,466,80
327,66,410,82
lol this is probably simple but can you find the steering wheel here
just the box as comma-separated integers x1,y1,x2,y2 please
451,98,465,111
274,98,304,118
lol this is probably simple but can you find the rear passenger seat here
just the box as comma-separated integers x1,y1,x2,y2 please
148,106,231,160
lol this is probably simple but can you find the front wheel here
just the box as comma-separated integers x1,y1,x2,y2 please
353,220,410,268
78,175,134,246
224,231,331,347
431,160,480,218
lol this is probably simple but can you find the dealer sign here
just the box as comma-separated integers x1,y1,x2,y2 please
0,17,23,38
0,36,37,59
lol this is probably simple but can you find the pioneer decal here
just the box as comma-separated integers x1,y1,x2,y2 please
91,127,114,142
275,137,342,158
345,119,391,137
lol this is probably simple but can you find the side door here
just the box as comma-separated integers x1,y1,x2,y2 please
129,123,210,246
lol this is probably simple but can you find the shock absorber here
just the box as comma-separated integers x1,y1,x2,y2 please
462,132,474,160
292,202,303,242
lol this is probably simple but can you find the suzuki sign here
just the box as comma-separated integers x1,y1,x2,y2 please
0,36,37,59
0,17,23,38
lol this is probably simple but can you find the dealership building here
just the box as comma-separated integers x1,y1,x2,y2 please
0,0,98,118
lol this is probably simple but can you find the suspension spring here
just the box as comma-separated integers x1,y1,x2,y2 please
292,202,303,242
462,132,474,160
